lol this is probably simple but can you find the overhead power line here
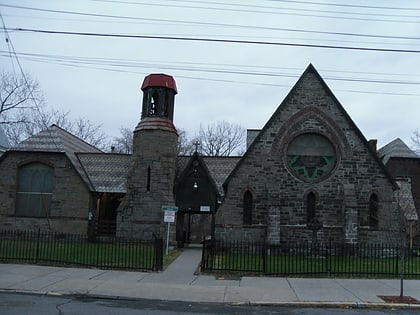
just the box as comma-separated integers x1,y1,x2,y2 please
89,0,420,20
1,3,420,26
1,49,419,85
266,0,420,11
2,3,420,45
11,28,420,54
1,50,420,99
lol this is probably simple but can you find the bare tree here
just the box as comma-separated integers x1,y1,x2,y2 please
110,127,196,155
111,127,133,154
387,180,418,298
196,120,245,156
410,130,420,155
0,71,43,119
70,117,108,149
0,72,108,150
0,71,44,132
3,107,108,150
177,128,195,156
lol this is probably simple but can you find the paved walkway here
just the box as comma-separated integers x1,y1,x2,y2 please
1,247,420,309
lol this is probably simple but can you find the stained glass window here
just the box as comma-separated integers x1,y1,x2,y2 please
287,133,336,181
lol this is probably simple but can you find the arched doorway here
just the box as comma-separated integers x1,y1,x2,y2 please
175,153,219,246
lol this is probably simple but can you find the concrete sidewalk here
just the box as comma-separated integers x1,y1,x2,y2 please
1,247,420,309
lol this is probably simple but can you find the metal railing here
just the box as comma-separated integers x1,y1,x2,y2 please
89,219,117,236
201,240,420,278
0,229,163,271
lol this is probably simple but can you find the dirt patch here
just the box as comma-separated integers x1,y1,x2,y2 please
379,296,420,304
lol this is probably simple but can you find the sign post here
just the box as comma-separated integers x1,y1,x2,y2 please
162,206,178,255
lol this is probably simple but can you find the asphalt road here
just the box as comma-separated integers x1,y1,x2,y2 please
0,293,418,315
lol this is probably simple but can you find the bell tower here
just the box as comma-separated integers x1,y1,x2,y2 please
117,74,178,239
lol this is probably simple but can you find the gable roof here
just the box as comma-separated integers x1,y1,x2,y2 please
175,152,220,197
76,153,131,193
10,124,102,191
378,138,419,164
12,124,102,154
177,155,240,196
223,64,397,189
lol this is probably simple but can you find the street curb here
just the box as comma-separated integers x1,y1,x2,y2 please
237,301,420,310
2,289,420,310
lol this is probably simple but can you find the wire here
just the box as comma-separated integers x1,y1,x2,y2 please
89,0,420,20
2,3,420,48
1,50,419,85
1,50,419,98
0,10,55,228
2,14,419,43
0,14,38,110
0,11,15,73
1,3,420,27
11,28,420,54
265,0,420,11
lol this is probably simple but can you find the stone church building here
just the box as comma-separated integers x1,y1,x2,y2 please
0,64,417,245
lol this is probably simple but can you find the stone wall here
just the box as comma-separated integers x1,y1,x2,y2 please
215,67,397,244
117,126,178,239
0,151,91,234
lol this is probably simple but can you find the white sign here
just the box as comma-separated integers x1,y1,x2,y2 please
164,210,176,223
200,205,211,212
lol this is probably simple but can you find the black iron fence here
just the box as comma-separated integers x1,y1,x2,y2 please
89,219,117,237
0,229,164,271
201,240,420,278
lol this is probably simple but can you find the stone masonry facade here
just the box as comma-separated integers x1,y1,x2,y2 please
0,152,91,234
116,123,178,239
215,66,397,244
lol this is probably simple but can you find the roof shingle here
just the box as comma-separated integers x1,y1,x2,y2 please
77,153,131,193
378,138,419,164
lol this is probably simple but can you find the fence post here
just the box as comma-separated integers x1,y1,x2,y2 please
35,228,41,264
154,237,163,271
327,240,331,277
201,239,207,272
262,241,267,274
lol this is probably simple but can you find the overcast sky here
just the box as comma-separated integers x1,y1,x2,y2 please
1,0,419,150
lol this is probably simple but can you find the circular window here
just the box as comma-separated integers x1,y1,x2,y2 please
286,133,337,181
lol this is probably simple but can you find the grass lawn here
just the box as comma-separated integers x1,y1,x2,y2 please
207,252,420,278
0,238,162,271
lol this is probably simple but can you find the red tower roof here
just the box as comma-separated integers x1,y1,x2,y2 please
141,73,177,94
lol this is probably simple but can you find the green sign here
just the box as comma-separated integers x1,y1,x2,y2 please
161,205,178,212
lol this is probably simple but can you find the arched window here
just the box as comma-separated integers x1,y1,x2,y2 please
15,162,53,217
243,190,253,225
150,91,159,116
369,193,379,228
307,192,316,223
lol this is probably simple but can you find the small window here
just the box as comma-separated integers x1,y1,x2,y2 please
307,192,316,223
16,163,53,217
147,166,151,191
243,190,253,225
369,194,379,228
